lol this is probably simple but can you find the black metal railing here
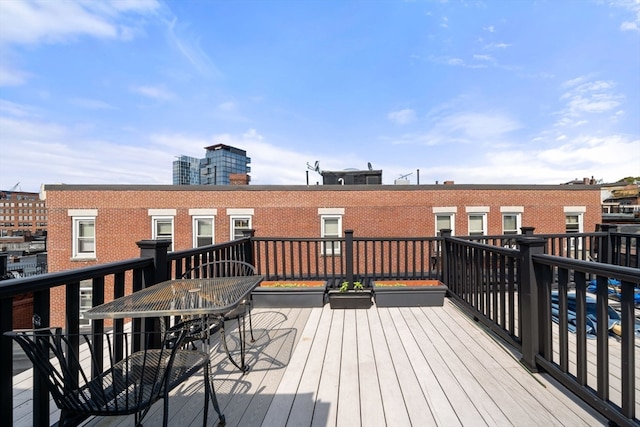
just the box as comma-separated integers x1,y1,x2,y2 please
1,227,638,426
442,228,639,427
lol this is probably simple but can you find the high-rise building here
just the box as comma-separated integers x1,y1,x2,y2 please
172,144,251,185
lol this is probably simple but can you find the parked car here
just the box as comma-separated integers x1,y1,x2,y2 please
586,278,640,305
550,291,640,338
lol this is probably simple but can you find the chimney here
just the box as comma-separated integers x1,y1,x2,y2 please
229,173,250,185
443,180,455,185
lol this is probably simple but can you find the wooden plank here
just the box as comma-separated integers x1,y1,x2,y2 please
355,308,385,427
367,307,411,426
336,309,361,427
312,308,344,427
287,307,333,426
394,307,461,426
429,305,559,426
261,307,323,426
231,307,312,426
379,308,435,425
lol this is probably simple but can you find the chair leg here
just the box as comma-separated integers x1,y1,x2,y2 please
247,307,255,342
205,361,226,426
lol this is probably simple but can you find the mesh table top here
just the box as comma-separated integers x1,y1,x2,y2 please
83,275,264,319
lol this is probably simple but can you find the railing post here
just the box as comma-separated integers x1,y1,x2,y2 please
0,253,6,278
137,240,171,286
598,224,617,264
0,281,12,423
241,229,256,265
345,230,354,288
136,240,171,348
440,229,452,288
521,226,535,236
518,236,546,372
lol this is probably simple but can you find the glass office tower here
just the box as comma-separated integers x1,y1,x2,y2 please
172,144,251,185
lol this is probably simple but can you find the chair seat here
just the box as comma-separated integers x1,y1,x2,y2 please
66,349,209,415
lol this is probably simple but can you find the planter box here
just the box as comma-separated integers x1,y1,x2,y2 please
327,289,373,309
252,281,326,308
373,280,447,307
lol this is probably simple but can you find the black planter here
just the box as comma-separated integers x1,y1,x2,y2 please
327,289,373,309
252,285,327,308
373,281,447,307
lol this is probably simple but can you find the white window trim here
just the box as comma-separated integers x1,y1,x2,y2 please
320,214,342,255
230,215,252,240
565,211,584,250
501,212,522,235
434,213,455,236
192,215,215,248
152,216,174,251
72,216,96,259
468,213,487,236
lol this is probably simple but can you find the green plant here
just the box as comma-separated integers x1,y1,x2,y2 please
340,280,364,292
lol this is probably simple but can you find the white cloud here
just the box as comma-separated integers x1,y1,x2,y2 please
473,54,493,61
0,0,160,46
387,109,416,125
0,64,30,86
483,42,511,50
620,21,639,31
69,98,115,110
131,85,174,100
484,25,495,32
556,77,624,123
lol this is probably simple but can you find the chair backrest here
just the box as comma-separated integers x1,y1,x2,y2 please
6,328,186,416
181,259,256,279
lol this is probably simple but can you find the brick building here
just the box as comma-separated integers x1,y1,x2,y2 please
42,183,601,326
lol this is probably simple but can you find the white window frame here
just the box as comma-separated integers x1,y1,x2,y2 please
500,207,523,236
466,206,489,237
69,209,97,259
321,215,342,255
564,207,585,250
230,216,252,240
152,217,174,251
190,209,217,248
72,217,96,259
192,216,215,247
435,213,455,236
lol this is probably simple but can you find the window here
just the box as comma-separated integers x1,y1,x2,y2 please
564,206,585,251
321,215,342,255
152,217,174,251
193,217,214,247
73,217,96,258
468,214,486,236
433,207,457,236
69,209,97,259
231,216,252,240
502,214,520,235
435,214,455,236
227,208,254,240
465,206,489,237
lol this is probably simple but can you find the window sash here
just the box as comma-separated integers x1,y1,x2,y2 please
436,214,453,236
468,214,485,236
502,214,520,235
231,216,251,240
153,217,174,251
73,218,95,258
193,217,214,247
321,216,341,255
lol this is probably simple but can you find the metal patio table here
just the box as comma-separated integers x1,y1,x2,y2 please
83,274,264,424
84,275,264,367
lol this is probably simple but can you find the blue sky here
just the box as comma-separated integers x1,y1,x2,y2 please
0,0,638,192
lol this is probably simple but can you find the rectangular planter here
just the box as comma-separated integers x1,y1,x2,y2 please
252,281,326,308
327,289,373,309
373,280,447,307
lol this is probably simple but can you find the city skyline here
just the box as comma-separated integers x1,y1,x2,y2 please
0,0,639,192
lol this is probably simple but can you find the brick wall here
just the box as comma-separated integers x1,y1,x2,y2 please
44,184,602,326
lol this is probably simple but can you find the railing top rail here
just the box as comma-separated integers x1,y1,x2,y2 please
445,235,520,256
0,257,154,299
167,237,252,261
533,253,640,283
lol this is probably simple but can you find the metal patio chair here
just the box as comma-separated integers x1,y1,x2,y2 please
6,326,217,427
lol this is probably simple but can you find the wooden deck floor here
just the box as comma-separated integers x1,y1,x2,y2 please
13,300,609,426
